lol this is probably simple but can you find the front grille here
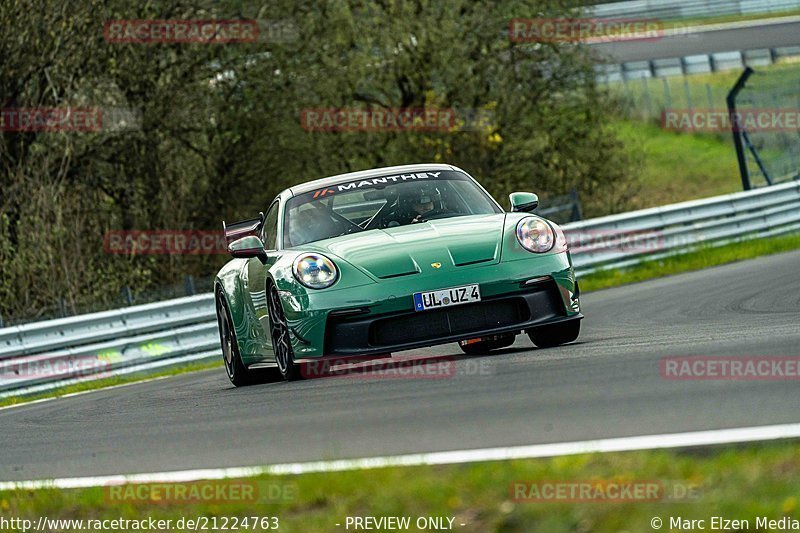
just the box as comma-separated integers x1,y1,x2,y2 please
324,280,566,354
370,299,529,346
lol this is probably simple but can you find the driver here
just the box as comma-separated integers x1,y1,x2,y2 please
410,186,443,223
288,205,338,246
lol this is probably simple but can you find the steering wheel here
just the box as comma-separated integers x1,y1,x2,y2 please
412,207,449,223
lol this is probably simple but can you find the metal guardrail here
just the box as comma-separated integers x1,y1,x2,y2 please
0,323,219,393
0,294,213,360
0,294,217,397
597,46,800,82
1,180,799,395
566,180,800,274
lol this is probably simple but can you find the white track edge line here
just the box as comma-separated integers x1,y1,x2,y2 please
3,422,800,491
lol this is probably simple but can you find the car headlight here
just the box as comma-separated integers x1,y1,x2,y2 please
293,253,338,289
516,217,555,253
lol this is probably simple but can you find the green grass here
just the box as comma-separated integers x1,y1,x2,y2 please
608,63,800,123
608,61,800,208
614,120,741,208
0,359,221,409
4,440,800,532
580,232,800,293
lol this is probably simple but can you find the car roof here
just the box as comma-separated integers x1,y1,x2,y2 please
286,163,463,196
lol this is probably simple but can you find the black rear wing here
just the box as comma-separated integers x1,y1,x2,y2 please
222,212,264,245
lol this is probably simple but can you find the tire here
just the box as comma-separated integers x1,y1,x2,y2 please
267,283,303,381
458,333,516,355
528,320,580,348
216,291,260,387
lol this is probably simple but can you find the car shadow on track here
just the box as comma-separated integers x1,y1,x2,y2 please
221,342,585,391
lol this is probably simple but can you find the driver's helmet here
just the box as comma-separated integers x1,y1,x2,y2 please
406,184,443,214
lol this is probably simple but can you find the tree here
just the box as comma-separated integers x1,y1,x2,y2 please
0,0,637,323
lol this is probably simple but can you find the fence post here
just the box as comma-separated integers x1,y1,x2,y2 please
727,67,754,190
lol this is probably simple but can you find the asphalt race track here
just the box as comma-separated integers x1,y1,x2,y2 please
2,250,799,482
590,19,800,62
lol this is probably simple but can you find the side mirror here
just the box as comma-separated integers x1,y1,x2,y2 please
509,192,539,213
228,235,267,263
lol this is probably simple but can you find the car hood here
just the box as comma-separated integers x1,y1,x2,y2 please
303,214,506,279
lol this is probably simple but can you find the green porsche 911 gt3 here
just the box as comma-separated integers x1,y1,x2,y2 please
215,164,582,385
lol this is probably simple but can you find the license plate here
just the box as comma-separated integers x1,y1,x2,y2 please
413,284,481,312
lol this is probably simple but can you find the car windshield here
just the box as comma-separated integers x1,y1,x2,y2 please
283,170,501,247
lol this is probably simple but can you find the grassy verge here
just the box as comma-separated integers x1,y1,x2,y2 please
0,359,221,409
579,232,800,292
3,440,800,532
609,63,800,121
613,120,740,208
608,62,800,207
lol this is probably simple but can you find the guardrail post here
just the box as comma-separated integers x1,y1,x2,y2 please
185,275,195,296
0,313,4,328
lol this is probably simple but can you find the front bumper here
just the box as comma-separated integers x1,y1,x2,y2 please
326,279,581,356
282,251,581,357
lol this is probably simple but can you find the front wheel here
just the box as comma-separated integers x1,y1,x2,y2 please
458,333,516,355
528,320,580,348
268,284,303,381
216,291,259,387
